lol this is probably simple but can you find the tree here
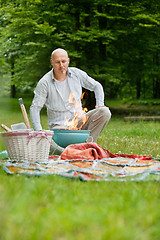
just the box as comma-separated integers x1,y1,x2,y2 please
0,0,160,100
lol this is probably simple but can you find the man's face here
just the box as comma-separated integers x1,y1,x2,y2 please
51,50,70,75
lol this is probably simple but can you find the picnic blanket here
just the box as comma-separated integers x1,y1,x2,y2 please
0,143,160,181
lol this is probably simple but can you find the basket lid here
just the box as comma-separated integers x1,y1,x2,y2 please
0,130,54,137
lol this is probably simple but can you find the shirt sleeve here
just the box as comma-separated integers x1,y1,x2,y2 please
30,81,48,131
30,105,42,131
93,81,104,106
78,69,105,106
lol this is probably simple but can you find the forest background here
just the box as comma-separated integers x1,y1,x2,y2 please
0,0,160,105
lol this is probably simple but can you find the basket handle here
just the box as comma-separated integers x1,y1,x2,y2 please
27,132,52,144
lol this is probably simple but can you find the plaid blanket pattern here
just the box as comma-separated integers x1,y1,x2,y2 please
0,143,160,181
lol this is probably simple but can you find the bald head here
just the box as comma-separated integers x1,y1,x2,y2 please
51,48,68,60
50,48,70,80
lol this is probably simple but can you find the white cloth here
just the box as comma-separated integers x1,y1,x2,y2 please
54,77,70,105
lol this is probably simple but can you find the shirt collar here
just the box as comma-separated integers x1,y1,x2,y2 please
67,67,71,77
52,67,71,81
51,69,54,80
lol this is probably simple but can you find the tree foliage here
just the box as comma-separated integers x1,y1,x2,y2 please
0,0,160,99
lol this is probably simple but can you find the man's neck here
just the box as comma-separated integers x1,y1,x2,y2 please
53,71,67,82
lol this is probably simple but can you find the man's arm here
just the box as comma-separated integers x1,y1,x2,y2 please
30,105,42,131
93,81,105,107
30,81,48,131
76,68,105,107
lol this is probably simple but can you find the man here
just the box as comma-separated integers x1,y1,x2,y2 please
30,48,111,153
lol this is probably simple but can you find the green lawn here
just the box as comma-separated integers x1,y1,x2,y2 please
0,97,160,240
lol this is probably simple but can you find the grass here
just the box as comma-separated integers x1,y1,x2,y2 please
0,97,160,240
98,119,160,159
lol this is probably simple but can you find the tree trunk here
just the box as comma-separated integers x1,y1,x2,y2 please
97,4,107,97
154,77,160,98
82,5,96,110
136,78,141,99
10,59,16,98
11,84,16,98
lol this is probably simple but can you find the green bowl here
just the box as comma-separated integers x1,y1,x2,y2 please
51,129,90,148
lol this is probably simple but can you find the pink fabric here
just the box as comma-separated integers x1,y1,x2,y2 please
61,142,152,160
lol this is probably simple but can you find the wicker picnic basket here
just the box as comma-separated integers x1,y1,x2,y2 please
1,130,54,162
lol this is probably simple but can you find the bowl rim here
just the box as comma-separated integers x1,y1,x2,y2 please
51,129,90,134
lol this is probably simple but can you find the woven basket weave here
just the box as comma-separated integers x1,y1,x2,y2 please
1,130,54,162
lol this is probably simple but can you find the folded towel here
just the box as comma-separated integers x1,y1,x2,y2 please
60,142,152,160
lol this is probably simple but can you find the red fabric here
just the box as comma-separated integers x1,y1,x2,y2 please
60,142,152,160
48,155,59,160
